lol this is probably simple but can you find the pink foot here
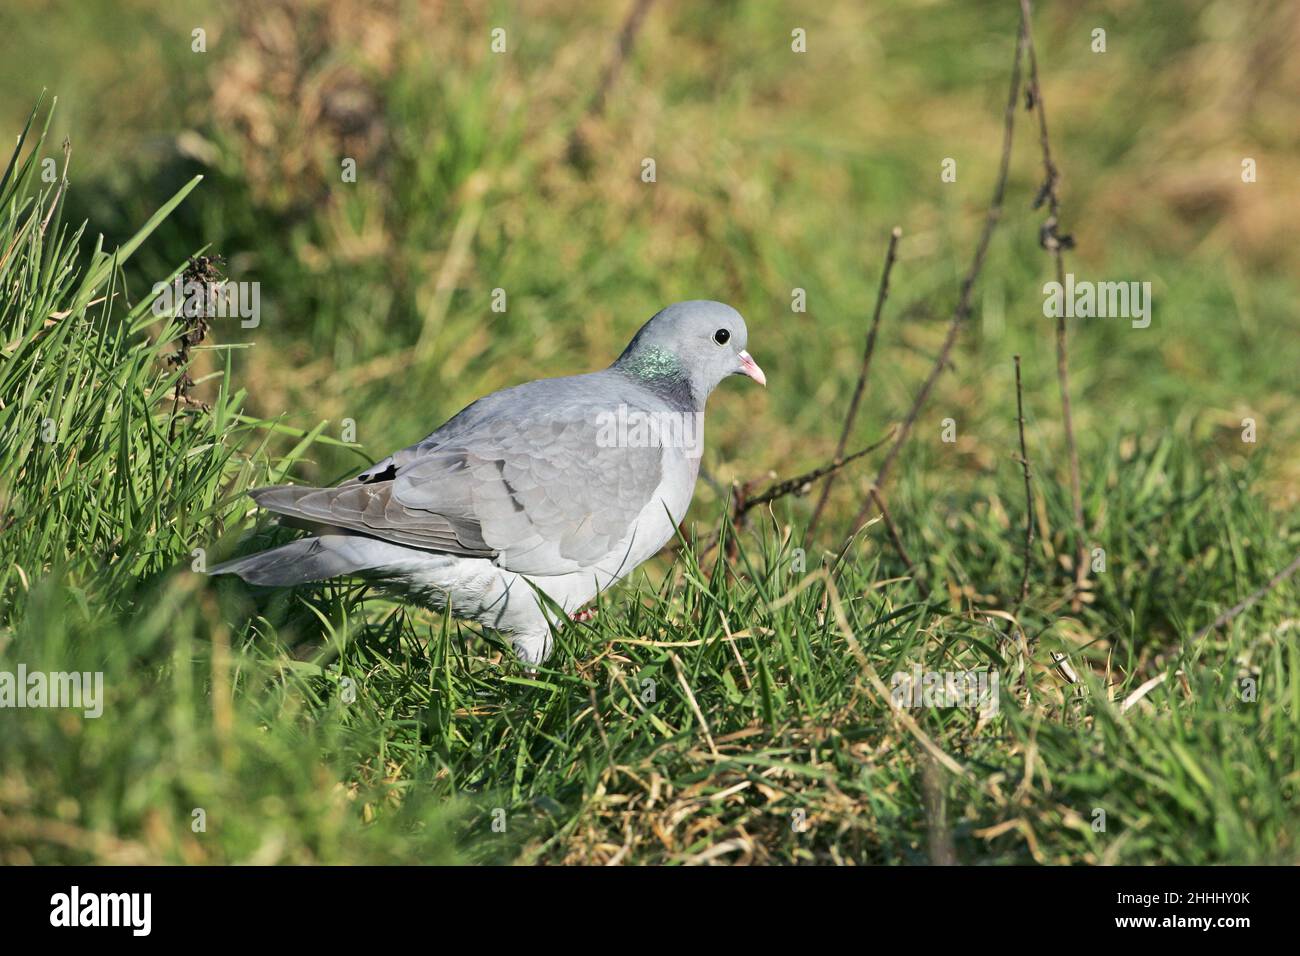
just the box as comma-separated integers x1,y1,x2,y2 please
570,608,598,623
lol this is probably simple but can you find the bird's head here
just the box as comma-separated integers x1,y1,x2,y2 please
614,300,765,406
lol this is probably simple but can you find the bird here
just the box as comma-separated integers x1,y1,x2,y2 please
210,300,766,664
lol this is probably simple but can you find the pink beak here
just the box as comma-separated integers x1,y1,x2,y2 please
738,350,767,387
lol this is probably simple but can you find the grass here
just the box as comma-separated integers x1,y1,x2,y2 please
1,1,1299,864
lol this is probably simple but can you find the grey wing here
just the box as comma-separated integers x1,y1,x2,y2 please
248,473,496,557
249,404,665,577
394,406,665,575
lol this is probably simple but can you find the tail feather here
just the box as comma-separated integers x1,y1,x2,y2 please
208,534,376,586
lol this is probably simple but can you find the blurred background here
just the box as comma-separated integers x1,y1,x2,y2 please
2,0,1296,521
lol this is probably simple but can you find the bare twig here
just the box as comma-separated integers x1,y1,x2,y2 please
870,486,916,574
1132,550,1300,692
841,18,1026,553
1120,548,1300,709
167,254,224,438
687,431,895,559
806,227,902,541
1019,0,1086,611
566,0,657,168
1190,551,1300,644
1013,354,1034,608
737,431,893,515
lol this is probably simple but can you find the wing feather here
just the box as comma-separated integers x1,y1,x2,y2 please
249,401,665,576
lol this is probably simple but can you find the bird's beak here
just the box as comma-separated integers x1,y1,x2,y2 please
737,350,767,387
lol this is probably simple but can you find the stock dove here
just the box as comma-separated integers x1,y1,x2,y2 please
211,300,765,663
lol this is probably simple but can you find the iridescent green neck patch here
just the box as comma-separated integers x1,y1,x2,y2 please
622,345,683,381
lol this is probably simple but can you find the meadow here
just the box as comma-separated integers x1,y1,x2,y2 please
1,0,1297,864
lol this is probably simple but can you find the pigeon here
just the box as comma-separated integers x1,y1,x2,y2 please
210,300,765,664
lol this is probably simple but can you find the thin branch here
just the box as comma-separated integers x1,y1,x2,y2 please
741,430,894,515
1019,0,1086,612
566,0,657,168
1190,551,1300,644
842,17,1026,552
806,226,902,541
688,431,894,559
167,254,223,439
870,486,916,574
1013,354,1034,608
1128,551,1300,700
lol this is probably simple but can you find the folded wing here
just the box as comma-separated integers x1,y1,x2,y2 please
249,403,665,577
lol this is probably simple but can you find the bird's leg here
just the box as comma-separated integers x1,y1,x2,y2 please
569,608,598,623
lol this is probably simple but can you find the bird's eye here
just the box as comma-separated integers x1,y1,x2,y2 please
713,328,731,345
